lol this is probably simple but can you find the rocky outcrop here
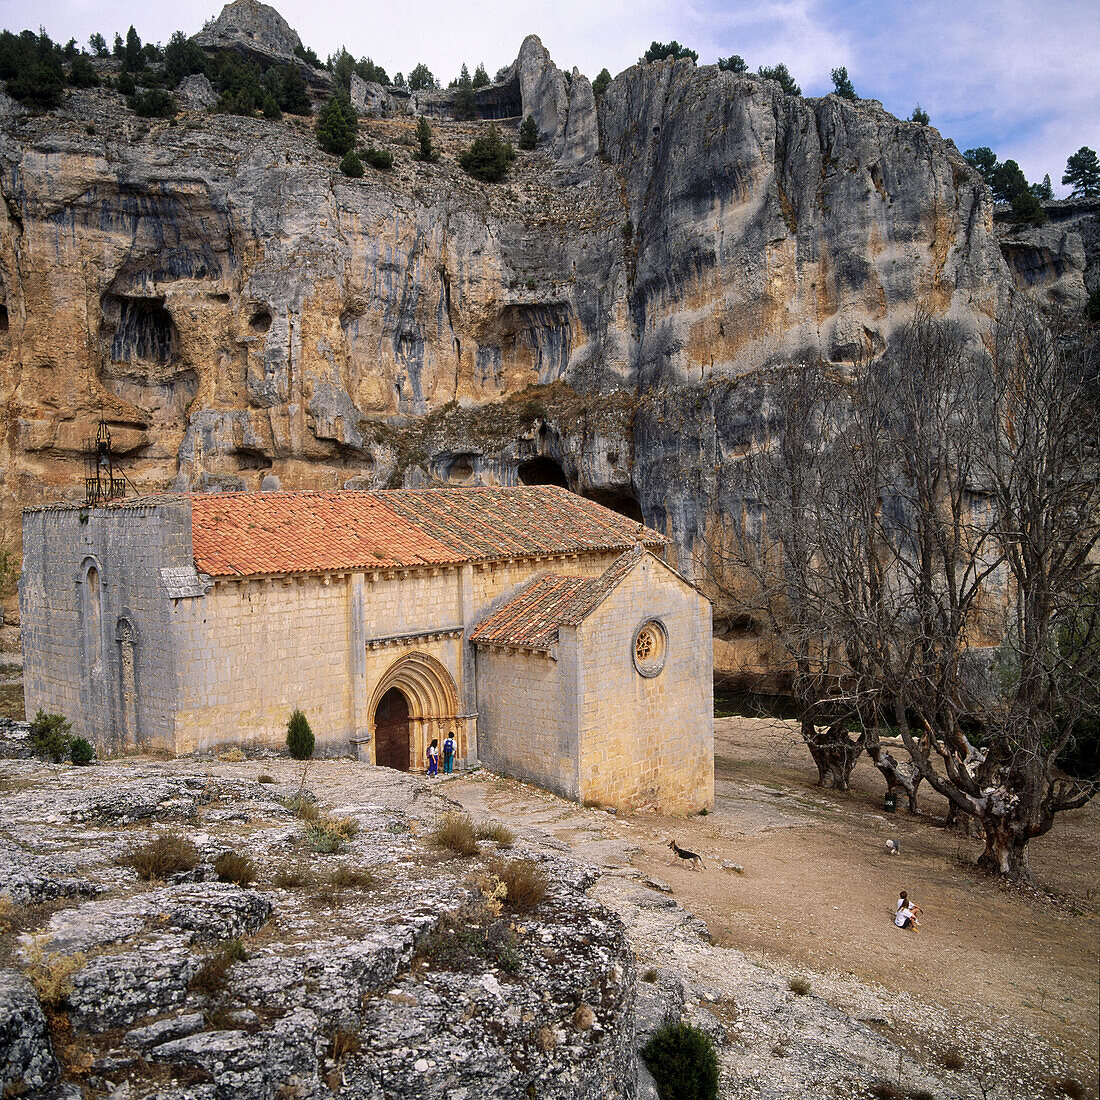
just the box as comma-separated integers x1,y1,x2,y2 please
0,968,59,1094
0,15,1023,627
994,197,1100,312
0,762,636,1099
349,74,396,117
192,0,304,63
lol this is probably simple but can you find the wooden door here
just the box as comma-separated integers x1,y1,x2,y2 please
374,688,410,771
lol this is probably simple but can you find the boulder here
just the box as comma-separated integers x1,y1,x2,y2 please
349,73,395,116
177,74,217,111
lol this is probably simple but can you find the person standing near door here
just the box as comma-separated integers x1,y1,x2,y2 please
427,737,440,777
442,731,456,774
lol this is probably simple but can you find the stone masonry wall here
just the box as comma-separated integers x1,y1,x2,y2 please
577,558,713,812
19,502,193,750
475,645,579,799
170,548,622,758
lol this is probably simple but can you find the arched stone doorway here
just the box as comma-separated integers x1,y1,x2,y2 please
367,652,461,773
374,687,410,771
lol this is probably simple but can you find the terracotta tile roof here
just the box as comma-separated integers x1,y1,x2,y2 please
182,487,663,578
470,547,645,651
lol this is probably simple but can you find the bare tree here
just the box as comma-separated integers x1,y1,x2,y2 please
714,308,1099,881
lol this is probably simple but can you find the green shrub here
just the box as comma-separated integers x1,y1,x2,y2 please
29,709,72,762
362,145,393,170
787,975,811,995
757,63,800,96
69,737,94,766
257,774,275,784
340,150,364,177
262,94,282,120
717,55,747,74
641,41,698,64
68,54,99,88
910,104,930,126
129,88,177,118
459,124,516,183
286,709,314,760
641,1018,719,1100
117,70,135,96
518,115,538,150
592,67,612,97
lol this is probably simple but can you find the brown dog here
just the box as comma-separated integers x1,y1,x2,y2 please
668,839,705,870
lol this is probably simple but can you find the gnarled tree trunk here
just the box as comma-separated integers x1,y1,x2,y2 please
803,719,865,790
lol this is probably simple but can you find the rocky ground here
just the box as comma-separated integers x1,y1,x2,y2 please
0,745,635,1100
5,728,1080,1100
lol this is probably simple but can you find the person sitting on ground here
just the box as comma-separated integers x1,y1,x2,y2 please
894,891,922,931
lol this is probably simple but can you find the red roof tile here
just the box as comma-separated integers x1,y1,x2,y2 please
185,487,663,578
470,547,645,650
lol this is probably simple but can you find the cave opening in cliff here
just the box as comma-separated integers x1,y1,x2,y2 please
583,487,644,523
0,304,8,332
105,296,178,364
517,456,569,489
250,308,272,334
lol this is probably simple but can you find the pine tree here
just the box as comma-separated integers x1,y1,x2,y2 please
592,67,612,97
1062,146,1099,198
459,124,516,182
316,91,357,156
758,63,800,96
830,66,856,99
518,114,538,150
717,55,747,73
472,62,490,88
414,115,438,162
910,104,930,125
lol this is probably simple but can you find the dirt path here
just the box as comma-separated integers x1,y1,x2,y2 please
441,718,1100,1094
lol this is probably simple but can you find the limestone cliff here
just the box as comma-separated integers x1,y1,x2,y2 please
0,16,1021,634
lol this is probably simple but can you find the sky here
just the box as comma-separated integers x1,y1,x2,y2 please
3,0,1096,194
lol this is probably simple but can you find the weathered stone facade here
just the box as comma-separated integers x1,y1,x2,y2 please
475,553,713,812
20,487,713,810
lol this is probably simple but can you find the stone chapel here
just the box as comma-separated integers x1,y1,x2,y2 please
20,486,713,811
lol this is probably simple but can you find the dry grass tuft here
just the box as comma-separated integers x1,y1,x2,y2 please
218,748,246,762
431,812,479,856
571,1003,595,1031
474,819,515,847
642,967,659,983
24,939,86,1007
214,851,258,887
787,976,811,996
124,833,199,881
330,865,376,890
257,774,275,784
490,857,549,912
535,1025,558,1052
283,794,319,822
272,863,316,889
331,1026,362,1060
306,815,360,854
188,939,248,995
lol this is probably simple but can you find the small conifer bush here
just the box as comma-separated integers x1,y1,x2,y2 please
340,150,364,177
69,737,95,766
28,709,72,762
641,1018,719,1100
362,145,394,170
286,709,314,760
518,115,538,150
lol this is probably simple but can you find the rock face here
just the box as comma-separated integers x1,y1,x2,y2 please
0,25,1035,634
994,197,1099,313
192,0,304,63
0,968,59,1094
